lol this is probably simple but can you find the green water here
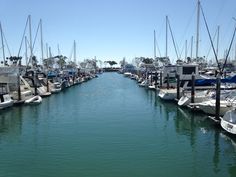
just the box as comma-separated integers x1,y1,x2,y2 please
0,72,236,177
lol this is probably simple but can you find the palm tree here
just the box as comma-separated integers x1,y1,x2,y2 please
56,55,67,69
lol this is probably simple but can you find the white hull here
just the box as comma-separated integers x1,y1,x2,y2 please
25,95,42,104
51,88,61,93
148,85,156,90
158,89,178,100
139,80,148,87
196,100,234,116
178,90,210,107
221,109,236,134
0,94,14,109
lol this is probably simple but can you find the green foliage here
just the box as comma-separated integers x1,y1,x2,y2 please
105,60,117,66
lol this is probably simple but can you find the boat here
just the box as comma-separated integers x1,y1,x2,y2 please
192,98,236,116
139,79,149,87
50,82,62,93
22,75,51,98
0,93,14,109
178,90,214,107
158,88,180,100
148,84,157,90
25,95,42,104
124,72,132,77
221,109,236,134
178,89,232,107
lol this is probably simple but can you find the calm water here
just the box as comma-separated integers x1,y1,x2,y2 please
0,72,236,177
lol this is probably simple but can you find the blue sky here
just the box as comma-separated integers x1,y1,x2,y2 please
1,0,236,64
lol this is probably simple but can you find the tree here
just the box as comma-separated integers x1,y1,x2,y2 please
120,57,127,68
56,55,67,69
105,60,117,67
141,57,153,64
133,57,142,67
43,57,55,68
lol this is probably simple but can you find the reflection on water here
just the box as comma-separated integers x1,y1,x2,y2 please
0,73,236,177
0,107,23,137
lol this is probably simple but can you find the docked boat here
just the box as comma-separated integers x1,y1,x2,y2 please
221,109,236,135
178,90,214,107
148,84,157,90
139,79,149,87
0,93,14,109
50,82,62,93
158,88,179,100
124,72,132,77
192,98,236,116
25,95,42,104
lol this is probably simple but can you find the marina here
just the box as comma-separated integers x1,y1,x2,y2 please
1,0,236,176
0,73,236,177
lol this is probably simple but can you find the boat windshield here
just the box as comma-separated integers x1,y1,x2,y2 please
223,110,236,124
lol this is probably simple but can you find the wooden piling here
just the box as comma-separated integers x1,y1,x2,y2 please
150,72,153,84
191,73,195,103
154,72,158,89
215,74,221,121
17,74,21,101
34,71,37,95
167,73,170,90
160,72,163,88
176,74,180,100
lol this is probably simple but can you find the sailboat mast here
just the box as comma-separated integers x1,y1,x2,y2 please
165,16,168,59
185,40,187,61
216,25,220,58
40,19,44,64
28,15,33,66
154,30,156,61
57,44,60,56
74,40,76,63
196,0,200,59
191,36,193,60
235,43,236,60
25,36,28,65
46,43,48,58
0,22,5,66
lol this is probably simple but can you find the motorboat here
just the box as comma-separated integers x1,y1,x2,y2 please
178,89,232,107
178,90,214,107
221,109,236,134
25,95,42,104
158,88,179,100
124,72,132,77
50,82,62,93
192,99,236,116
139,79,149,87
0,93,14,109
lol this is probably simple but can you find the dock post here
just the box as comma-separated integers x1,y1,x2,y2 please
17,73,21,101
167,73,170,90
46,78,49,92
215,74,221,121
150,72,153,84
176,74,180,100
34,71,38,95
223,71,226,78
154,72,158,89
160,72,163,88
46,71,49,92
191,73,195,103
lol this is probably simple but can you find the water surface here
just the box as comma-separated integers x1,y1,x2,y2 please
0,73,236,177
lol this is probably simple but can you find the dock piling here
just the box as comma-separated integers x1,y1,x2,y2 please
191,73,195,103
